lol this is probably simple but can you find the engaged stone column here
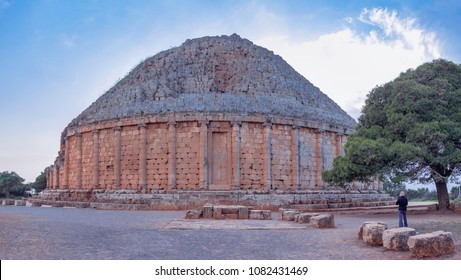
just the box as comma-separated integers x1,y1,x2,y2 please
76,133,83,189
63,136,69,189
263,121,272,190
340,135,346,156
291,125,300,190
93,129,100,188
199,120,209,190
315,130,324,188
231,121,242,189
54,167,59,189
378,180,384,192
46,167,52,189
335,134,343,157
168,121,177,190
114,126,122,190
139,124,147,193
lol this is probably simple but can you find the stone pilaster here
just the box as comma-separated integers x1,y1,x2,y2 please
63,136,69,189
378,180,384,192
340,135,347,156
139,124,147,193
291,125,300,190
168,121,177,190
53,166,60,189
76,133,83,189
315,130,324,188
114,126,122,189
46,167,52,189
93,129,100,188
231,121,242,189
53,166,59,189
335,134,342,157
263,121,272,190
199,120,209,190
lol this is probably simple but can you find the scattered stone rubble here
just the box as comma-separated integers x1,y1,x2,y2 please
358,221,456,258
278,208,335,228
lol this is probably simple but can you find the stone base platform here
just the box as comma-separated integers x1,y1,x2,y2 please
29,188,395,211
186,204,272,220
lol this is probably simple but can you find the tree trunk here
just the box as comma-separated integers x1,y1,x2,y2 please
434,180,450,210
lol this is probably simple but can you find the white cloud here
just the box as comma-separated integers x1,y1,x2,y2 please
255,8,441,120
61,33,77,48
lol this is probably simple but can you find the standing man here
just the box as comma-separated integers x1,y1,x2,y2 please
396,191,408,227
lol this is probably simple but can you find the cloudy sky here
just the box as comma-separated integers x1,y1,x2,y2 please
1,0,460,182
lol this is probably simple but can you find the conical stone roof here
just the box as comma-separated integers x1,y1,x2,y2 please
66,34,356,133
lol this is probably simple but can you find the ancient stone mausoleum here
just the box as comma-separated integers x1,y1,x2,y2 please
41,34,391,210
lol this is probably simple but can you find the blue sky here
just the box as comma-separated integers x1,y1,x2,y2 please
1,0,460,183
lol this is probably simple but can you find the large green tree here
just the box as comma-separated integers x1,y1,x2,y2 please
0,171,25,198
323,59,461,210
33,169,47,193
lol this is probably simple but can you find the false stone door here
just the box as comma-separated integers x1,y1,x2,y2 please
208,123,231,190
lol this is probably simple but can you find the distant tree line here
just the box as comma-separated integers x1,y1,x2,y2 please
383,178,461,201
0,169,47,198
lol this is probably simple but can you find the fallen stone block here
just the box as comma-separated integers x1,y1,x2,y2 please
282,210,300,221
309,214,335,228
383,227,416,251
362,223,388,246
52,202,64,207
238,206,250,219
14,200,26,206
358,221,388,240
295,213,319,224
27,200,43,207
202,204,214,219
216,205,243,219
277,208,297,220
408,231,455,258
213,206,225,219
249,210,272,220
185,209,202,219
2,199,15,206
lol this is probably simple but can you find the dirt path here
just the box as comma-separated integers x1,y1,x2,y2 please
0,206,459,260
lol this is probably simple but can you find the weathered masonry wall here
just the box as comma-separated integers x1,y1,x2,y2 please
47,114,363,193
146,123,169,191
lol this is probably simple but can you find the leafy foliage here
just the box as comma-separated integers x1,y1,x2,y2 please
0,171,25,198
323,59,461,210
33,170,47,193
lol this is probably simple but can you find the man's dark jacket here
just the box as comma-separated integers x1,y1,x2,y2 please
396,196,408,211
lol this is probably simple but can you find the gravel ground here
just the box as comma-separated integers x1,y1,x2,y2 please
0,206,459,260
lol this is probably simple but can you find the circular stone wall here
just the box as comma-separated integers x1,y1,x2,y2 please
42,34,390,210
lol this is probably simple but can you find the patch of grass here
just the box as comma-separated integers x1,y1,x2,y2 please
410,198,437,203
